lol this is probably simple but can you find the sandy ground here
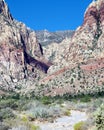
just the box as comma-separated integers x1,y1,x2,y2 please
36,110,87,130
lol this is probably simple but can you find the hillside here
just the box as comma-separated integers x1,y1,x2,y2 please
37,0,104,96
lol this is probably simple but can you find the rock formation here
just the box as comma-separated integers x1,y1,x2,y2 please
66,0,104,64
0,0,50,90
39,0,104,96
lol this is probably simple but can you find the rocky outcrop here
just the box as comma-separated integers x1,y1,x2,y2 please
0,0,13,20
0,0,50,90
66,0,104,64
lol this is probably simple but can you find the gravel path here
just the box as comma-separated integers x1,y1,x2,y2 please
38,110,87,130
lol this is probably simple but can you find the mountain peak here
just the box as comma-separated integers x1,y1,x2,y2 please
0,0,13,20
85,0,104,15
66,0,104,63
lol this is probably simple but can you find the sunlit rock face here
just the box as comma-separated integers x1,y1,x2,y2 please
0,0,50,90
0,0,13,20
66,0,104,64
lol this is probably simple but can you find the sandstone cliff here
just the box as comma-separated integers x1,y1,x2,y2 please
0,0,50,90
66,0,104,64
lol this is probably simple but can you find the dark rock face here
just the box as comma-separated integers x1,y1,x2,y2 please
99,2,104,22
0,0,50,90
84,6,98,25
84,0,104,26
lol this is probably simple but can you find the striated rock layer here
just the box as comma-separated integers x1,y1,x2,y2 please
66,0,104,63
0,0,50,90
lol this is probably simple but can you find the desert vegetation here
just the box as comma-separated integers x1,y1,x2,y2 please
38,64,104,98
0,91,104,130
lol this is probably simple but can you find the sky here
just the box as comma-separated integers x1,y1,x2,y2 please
5,0,92,31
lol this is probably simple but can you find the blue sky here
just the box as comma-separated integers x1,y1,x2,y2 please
5,0,92,31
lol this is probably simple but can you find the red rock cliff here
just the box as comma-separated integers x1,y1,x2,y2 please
66,0,104,64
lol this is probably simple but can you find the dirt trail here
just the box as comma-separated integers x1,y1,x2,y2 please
37,110,87,130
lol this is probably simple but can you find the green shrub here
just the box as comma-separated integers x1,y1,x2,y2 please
70,78,74,84
0,96,31,111
80,95,91,103
29,107,50,119
8,124,40,130
21,115,28,122
0,99,18,109
30,124,40,130
26,101,61,120
3,118,41,130
0,108,15,120
64,110,71,116
40,96,52,105
74,121,84,130
0,124,10,130
11,93,20,99
95,104,104,130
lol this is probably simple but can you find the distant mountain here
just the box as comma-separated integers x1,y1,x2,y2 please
36,30,74,46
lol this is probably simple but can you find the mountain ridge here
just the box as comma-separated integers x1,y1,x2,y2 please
36,30,74,46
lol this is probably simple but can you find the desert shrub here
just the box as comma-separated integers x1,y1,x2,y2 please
14,99,30,111
9,126,28,130
95,104,104,130
80,95,91,103
0,99,18,109
9,124,40,130
0,108,15,120
70,78,74,84
10,93,20,100
28,106,61,120
30,124,40,130
4,118,41,130
40,96,52,105
0,122,10,130
21,115,28,122
81,117,95,130
64,109,71,116
28,107,51,119
26,101,61,120
0,96,31,111
74,121,84,130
